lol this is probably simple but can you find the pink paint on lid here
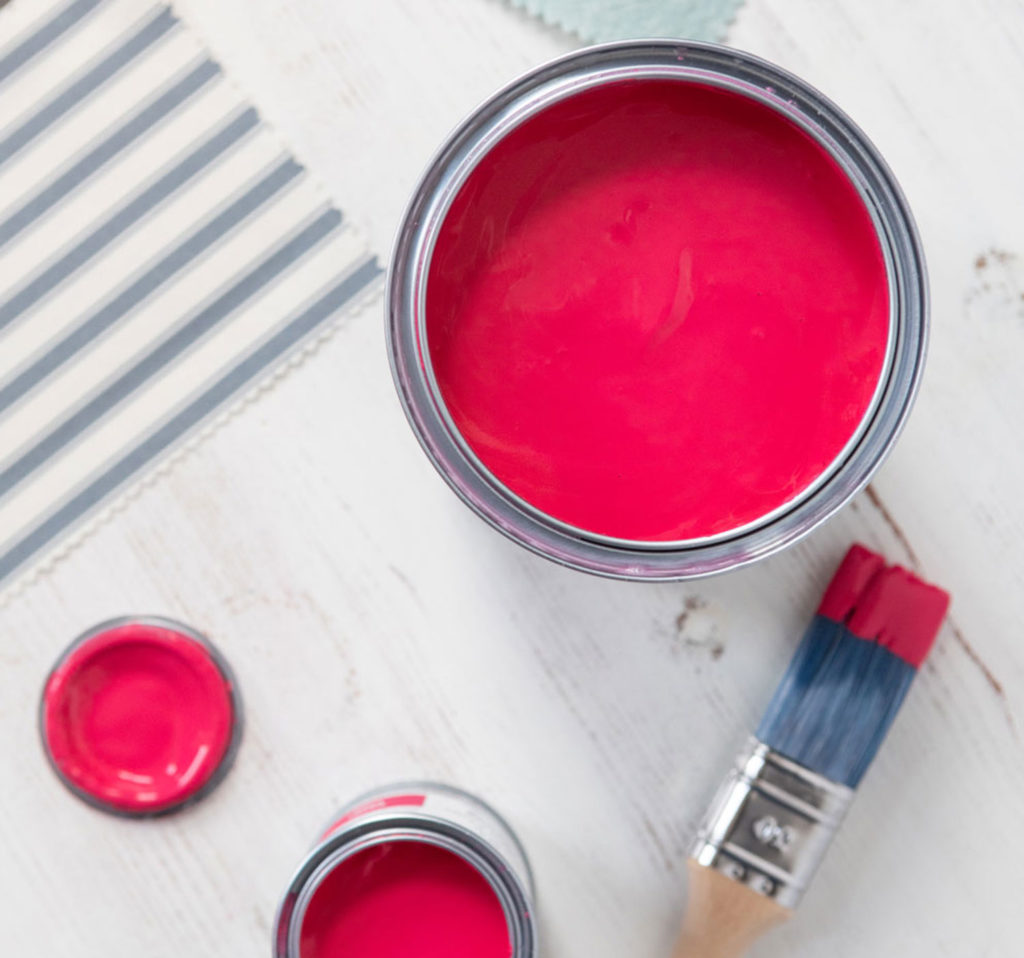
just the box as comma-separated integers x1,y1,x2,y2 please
41,617,241,816
299,840,512,958
427,79,891,543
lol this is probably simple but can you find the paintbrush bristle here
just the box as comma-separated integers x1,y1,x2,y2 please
756,544,950,788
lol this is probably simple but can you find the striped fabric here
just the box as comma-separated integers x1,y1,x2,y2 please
0,0,382,593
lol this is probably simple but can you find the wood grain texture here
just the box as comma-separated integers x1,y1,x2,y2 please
0,1,1022,957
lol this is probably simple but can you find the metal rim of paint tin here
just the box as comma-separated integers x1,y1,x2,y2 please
274,782,537,957
38,615,243,818
386,39,928,580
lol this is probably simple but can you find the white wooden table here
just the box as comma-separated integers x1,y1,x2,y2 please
2,1,1022,955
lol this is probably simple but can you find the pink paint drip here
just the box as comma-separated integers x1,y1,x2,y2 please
299,841,512,958
427,79,890,542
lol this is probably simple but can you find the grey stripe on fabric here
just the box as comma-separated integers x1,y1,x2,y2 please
0,157,302,414
0,107,259,334
0,7,178,169
0,208,341,496
0,0,104,86
0,57,220,251
0,256,382,581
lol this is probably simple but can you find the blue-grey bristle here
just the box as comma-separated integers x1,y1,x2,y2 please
756,615,916,788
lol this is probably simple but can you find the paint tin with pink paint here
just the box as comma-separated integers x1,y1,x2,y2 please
273,782,537,958
387,40,929,580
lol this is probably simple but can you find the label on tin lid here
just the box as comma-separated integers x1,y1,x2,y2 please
321,794,427,839
325,784,533,898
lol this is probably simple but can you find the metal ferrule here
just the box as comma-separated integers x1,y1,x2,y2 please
690,738,854,909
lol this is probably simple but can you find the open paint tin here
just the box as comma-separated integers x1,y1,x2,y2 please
274,783,537,958
387,41,927,579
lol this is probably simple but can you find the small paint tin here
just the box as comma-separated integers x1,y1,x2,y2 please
387,40,927,580
40,616,242,817
274,782,537,957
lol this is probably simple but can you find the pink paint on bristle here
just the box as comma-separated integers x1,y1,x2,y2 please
817,543,886,623
817,543,950,667
847,565,951,668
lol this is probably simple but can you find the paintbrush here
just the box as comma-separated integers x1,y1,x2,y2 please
674,544,950,957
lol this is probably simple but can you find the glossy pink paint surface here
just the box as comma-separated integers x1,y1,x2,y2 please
299,841,511,958
427,80,890,541
42,621,235,813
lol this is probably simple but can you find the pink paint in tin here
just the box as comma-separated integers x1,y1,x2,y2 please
274,783,537,958
388,42,928,579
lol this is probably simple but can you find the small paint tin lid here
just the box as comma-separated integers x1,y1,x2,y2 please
40,616,242,817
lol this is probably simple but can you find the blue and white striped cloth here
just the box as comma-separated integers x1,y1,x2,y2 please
0,0,381,593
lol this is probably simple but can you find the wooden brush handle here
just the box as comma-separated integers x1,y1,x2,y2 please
672,861,791,958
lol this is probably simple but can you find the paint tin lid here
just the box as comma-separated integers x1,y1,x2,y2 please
40,616,242,817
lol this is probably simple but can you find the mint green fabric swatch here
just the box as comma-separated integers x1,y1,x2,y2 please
511,0,744,42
